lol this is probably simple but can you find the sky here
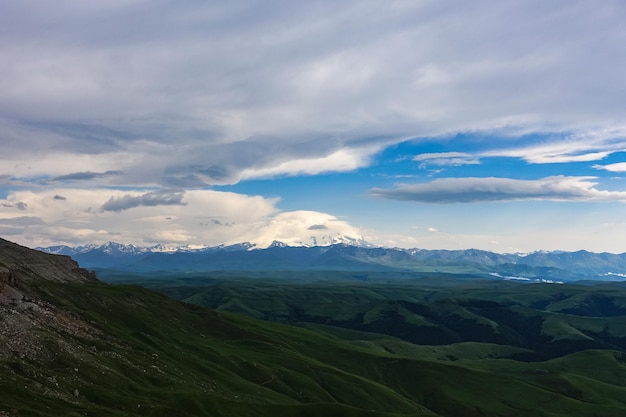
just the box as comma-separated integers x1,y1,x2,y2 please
2,0,626,253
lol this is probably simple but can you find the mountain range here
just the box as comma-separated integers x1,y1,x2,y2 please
39,241,626,282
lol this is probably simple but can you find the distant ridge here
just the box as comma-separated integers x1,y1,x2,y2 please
37,241,626,282
40,234,373,256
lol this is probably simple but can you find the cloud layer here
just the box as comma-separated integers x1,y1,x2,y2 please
2,1,626,188
370,176,626,203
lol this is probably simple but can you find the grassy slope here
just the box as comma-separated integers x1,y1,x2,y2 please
3,279,626,416
151,278,626,356
2,281,432,417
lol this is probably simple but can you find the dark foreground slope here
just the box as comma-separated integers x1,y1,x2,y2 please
2,239,626,417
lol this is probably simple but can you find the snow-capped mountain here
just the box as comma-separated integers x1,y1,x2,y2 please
41,242,148,256
265,234,374,249
38,233,372,257
36,241,626,282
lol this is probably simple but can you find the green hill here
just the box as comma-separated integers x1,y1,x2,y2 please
3,238,626,416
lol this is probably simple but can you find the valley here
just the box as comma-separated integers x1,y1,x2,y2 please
3,238,626,416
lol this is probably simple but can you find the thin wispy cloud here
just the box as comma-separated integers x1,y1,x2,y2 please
239,147,378,180
480,130,626,164
594,162,626,173
414,152,480,167
370,176,626,203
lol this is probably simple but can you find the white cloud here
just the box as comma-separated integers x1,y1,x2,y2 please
594,162,626,172
489,147,613,164
479,128,626,164
0,188,274,246
413,152,480,167
0,188,362,248
370,176,626,203
234,210,363,248
239,147,378,180
414,152,472,161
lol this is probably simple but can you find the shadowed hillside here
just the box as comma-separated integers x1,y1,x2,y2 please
3,238,626,416
154,278,626,361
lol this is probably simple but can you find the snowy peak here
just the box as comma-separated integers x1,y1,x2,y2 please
148,243,180,253
36,237,371,257
37,244,81,256
99,242,146,255
268,234,374,249
268,240,289,248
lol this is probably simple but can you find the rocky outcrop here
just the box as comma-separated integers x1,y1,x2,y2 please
0,238,103,367
0,267,14,290
0,238,98,284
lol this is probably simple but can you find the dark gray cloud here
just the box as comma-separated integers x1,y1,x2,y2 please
308,224,329,230
53,171,122,181
206,219,234,227
53,194,67,200
0,201,28,210
0,216,45,226
370,176,626,203
0,227,22,236
26,121,127,154
101,190,186,212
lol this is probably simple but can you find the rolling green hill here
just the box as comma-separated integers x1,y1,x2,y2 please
149,277,626,360
3,238,626,416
